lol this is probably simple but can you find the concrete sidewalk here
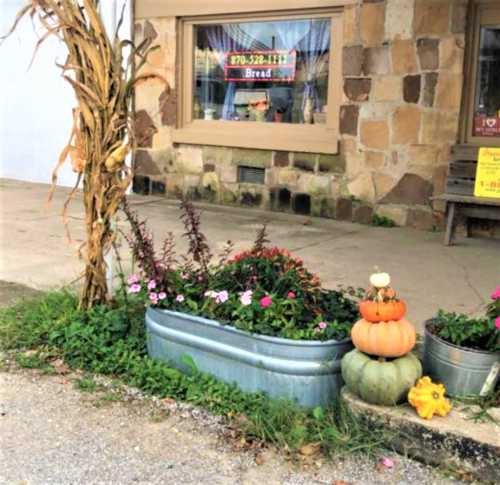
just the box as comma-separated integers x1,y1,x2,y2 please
1,178,499,329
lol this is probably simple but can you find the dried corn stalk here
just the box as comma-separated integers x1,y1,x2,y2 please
3,0,166,308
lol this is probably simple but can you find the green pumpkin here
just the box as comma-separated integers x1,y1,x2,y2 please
341,349,422,406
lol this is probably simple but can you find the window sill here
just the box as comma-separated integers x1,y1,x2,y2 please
172,120,339,154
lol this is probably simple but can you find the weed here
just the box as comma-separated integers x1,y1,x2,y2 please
75,376,98,393
372,214,396,228
15,352,55,374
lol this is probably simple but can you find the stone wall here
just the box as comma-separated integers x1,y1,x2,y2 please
134,0,468,230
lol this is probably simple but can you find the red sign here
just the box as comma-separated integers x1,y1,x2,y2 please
224,50,296,82
474,116,500,137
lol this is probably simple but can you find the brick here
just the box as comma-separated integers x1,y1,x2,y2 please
371,76,402,102
360,120,389,150
417,38,439,70
360,1,385,47
403,75,422,103
339,105,359,136
392,105,421,145
414,0,451,36
344,78,372,102
391,39,418,75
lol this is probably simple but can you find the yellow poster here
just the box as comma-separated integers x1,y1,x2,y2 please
474,148,500,198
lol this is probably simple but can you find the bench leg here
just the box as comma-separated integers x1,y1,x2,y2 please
444,202,456,246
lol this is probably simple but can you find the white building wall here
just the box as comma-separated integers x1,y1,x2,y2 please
0,0,131,187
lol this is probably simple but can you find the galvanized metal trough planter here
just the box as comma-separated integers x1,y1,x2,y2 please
146,307,353,407
423,320,500,397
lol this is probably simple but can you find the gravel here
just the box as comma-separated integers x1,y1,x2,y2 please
0,366,469,485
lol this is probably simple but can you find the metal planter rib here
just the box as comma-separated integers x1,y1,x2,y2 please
423,320,500,397
146,307,353,407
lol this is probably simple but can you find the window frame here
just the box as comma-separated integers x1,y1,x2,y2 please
461,0,500,147
173,9,344,154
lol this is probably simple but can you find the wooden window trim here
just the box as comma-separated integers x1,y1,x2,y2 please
136,0,356,19
172,10,344,154
461,0,500,147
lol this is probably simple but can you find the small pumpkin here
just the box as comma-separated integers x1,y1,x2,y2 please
408,376,452,420
351,318,416,357
359,299,407,322
341,349,422,406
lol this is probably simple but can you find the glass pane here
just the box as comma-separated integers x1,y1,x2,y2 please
193,18,331,124
473,25,500,137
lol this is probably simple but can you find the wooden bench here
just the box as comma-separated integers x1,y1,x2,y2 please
434,145,500,246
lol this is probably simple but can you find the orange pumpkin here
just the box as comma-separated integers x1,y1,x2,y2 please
359,299,406,322
351,318,416,357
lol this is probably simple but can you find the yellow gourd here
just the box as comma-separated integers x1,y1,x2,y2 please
408,376,452,419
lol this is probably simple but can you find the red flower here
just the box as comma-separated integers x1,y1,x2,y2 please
260,295,272,308
287,291,296,299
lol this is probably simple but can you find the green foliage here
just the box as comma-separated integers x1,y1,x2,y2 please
75,376,98,393
431,310,499,352
0,291,384,456
372,214,396,228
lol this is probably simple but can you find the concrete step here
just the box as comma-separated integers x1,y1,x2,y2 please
341,387,500,483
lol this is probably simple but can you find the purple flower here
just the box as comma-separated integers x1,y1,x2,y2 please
147,279,157,290
127,274,139,285
158,292,167,300
176,294,185,303
491,286,500,300
127,283,141,294
318,321,327,330
239,290,253,306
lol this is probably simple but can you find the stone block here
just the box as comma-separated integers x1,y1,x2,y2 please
278,168,300,187
218,165,238,184
152,126,173,149
232,148,272,168
203,163,215,173
440,36,464,73
202,172,219,191
408,144,440,166
348,172,376,203
403,75,422,103
421,111,459,144
371,76,402,102
385,0,414,40
203,145,233,166
293,153,317,172
392,105,421,145
375,204,408,226
336,197,353,221
220,185,238,205
360,102,393,120
373,173,396,200
175,145,203,174
435,73,462,110
319,197,336,219
360,2,385,47
134,149,161,175
150,148,175,173
381,173,433,205
422,72,438,107
343,5,359,45
160,88,176,126
135,110,157,148
274,151,290,167
165,173,184,196
343,45,364,76
392,39,418,75
417,38,440,71
344,78,372,102
451,0,468,34
318,154,345,173
362,46,390,75
414,0,451,36
339,105,359,136
365,151,385,170
407,207,435,231
135,78,166,124
360,120,389,150
353,204,374,225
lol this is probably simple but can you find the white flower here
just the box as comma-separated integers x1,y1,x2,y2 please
370,272,391,288
216,290,229,303
176,294,185,303
239,290,253,306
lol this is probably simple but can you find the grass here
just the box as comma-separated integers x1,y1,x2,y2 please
0,290,391,457
371,214,396,228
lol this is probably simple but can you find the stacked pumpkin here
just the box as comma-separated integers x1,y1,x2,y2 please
341,272,423,406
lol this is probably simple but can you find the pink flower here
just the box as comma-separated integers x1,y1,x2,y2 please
495,317,500,329
149,292,158,304
287,291,296,299
216,290,229,304
318,321,327,330
239,290,253,306
158,292,167,300
260,295,272,308
127,274,139,284
491,286,500,300
176,294,185,303
379,457,394,469
127,283,141,294
147,279,157,290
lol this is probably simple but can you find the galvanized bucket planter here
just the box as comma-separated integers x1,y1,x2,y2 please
423,320,500,397
146,307,353,407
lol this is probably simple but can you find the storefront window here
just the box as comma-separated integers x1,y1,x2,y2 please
193,19,331,124
473,25,500,137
